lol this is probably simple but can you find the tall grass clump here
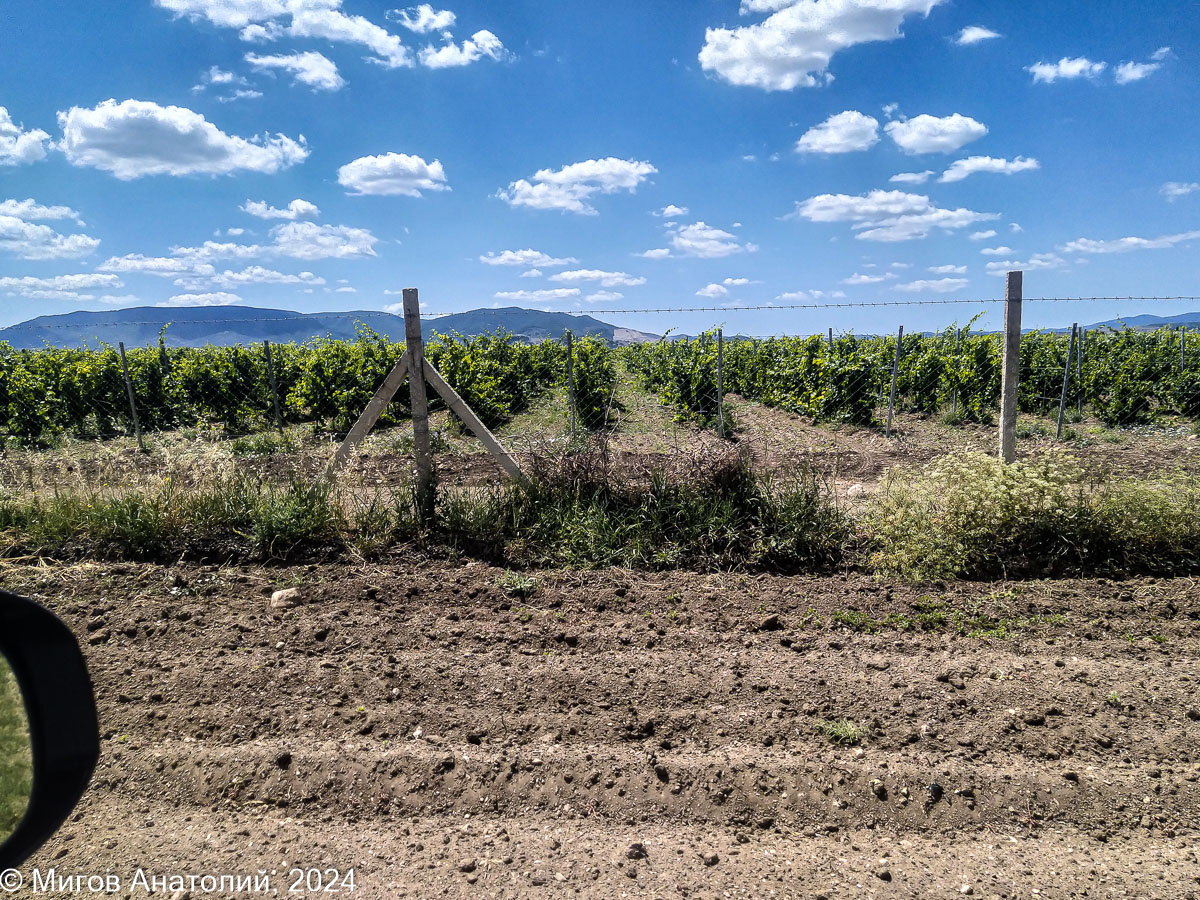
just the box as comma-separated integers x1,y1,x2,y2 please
864,451,1200,580
438,445,848,570
0,475,350,561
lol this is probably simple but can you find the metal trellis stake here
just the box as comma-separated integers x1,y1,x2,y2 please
264,340,284,434
1056,323,1078,440
885,325,903,439
565,330,576,436
952,329,960,417
1077,327,1085,417
716,327,726,439
118,341,145,452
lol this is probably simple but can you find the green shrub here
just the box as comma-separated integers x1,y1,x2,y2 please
864,451,1200,580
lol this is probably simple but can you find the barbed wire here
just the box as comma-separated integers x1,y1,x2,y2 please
2,295,1198,332
557,296,1200,316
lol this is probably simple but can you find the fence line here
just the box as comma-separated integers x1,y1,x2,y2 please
1,275,1198,468
2,325,1196,437
3,295,1200,335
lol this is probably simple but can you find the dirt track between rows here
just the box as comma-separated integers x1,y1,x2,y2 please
11,558,1200,898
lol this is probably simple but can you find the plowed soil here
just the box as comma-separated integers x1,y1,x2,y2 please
12,558,1200,898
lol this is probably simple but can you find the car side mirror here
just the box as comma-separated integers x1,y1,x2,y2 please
0,590,100,870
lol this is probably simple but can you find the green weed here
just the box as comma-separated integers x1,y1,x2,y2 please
818,719,863,746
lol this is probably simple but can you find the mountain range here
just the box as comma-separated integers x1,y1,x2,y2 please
0,305,660,349
0,305,1196,350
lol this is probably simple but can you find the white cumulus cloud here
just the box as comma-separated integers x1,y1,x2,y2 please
795,110,879,154
884,113,987,154
1114,47,1171,85
58,99,307,179
493,288,581,302
1161,182,1200,201
698,0,945,91
791,189,997,242
171,222,378,261
670,222,757,258
979,246,1013,256
0,199,84,224
0,273,123,302
419,30,505,68
0,215,100,260
245,51,345,91
174,265,325,291
954,26,1000,45
162,291,242,307
696,283,729,298
889,170,933,184
97,255,215,276
655,204,689,218
479,249,578,267
242,198,320,220
939,155,1039,183
985,253,1066,275
498,158,656,215
337,152,448,196
842,272,894,285
391,4,455,33
585,290,623,303
1059,231,1200,254
1026,57,1107,84
928,264,966,275
156,0,415,68
969,230,997,241
0,107,50,166
895,277,968,293
549,269,646,288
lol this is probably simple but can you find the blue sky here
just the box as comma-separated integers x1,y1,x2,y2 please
1,0,1197,336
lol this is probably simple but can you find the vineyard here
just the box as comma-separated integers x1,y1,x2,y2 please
0,329,616,442
625,325,1200,431
0,325,1197,444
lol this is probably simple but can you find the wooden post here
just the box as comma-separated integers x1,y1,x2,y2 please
326,353,409,476
828,327,834,352
264,340,284,434
565,331,577,435
423,361,523,482
885,325,903,438
1182,327,1188,372
999,270,1023,462
402,288,435,519
1056,323,1078,440
118,342,145,451
716,327,726,438
1077,327,1085,417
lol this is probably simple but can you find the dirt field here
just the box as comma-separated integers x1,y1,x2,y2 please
10,557,1199,898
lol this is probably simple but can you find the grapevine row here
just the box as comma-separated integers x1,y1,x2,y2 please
0,330,616,442
624,326,1199,430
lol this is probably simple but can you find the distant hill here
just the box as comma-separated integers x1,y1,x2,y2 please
0,305,660,349
1081,311,1200,331
424,307,657,344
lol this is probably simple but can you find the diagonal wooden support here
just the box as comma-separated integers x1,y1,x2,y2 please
325,351,409,476
422,359,524,482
